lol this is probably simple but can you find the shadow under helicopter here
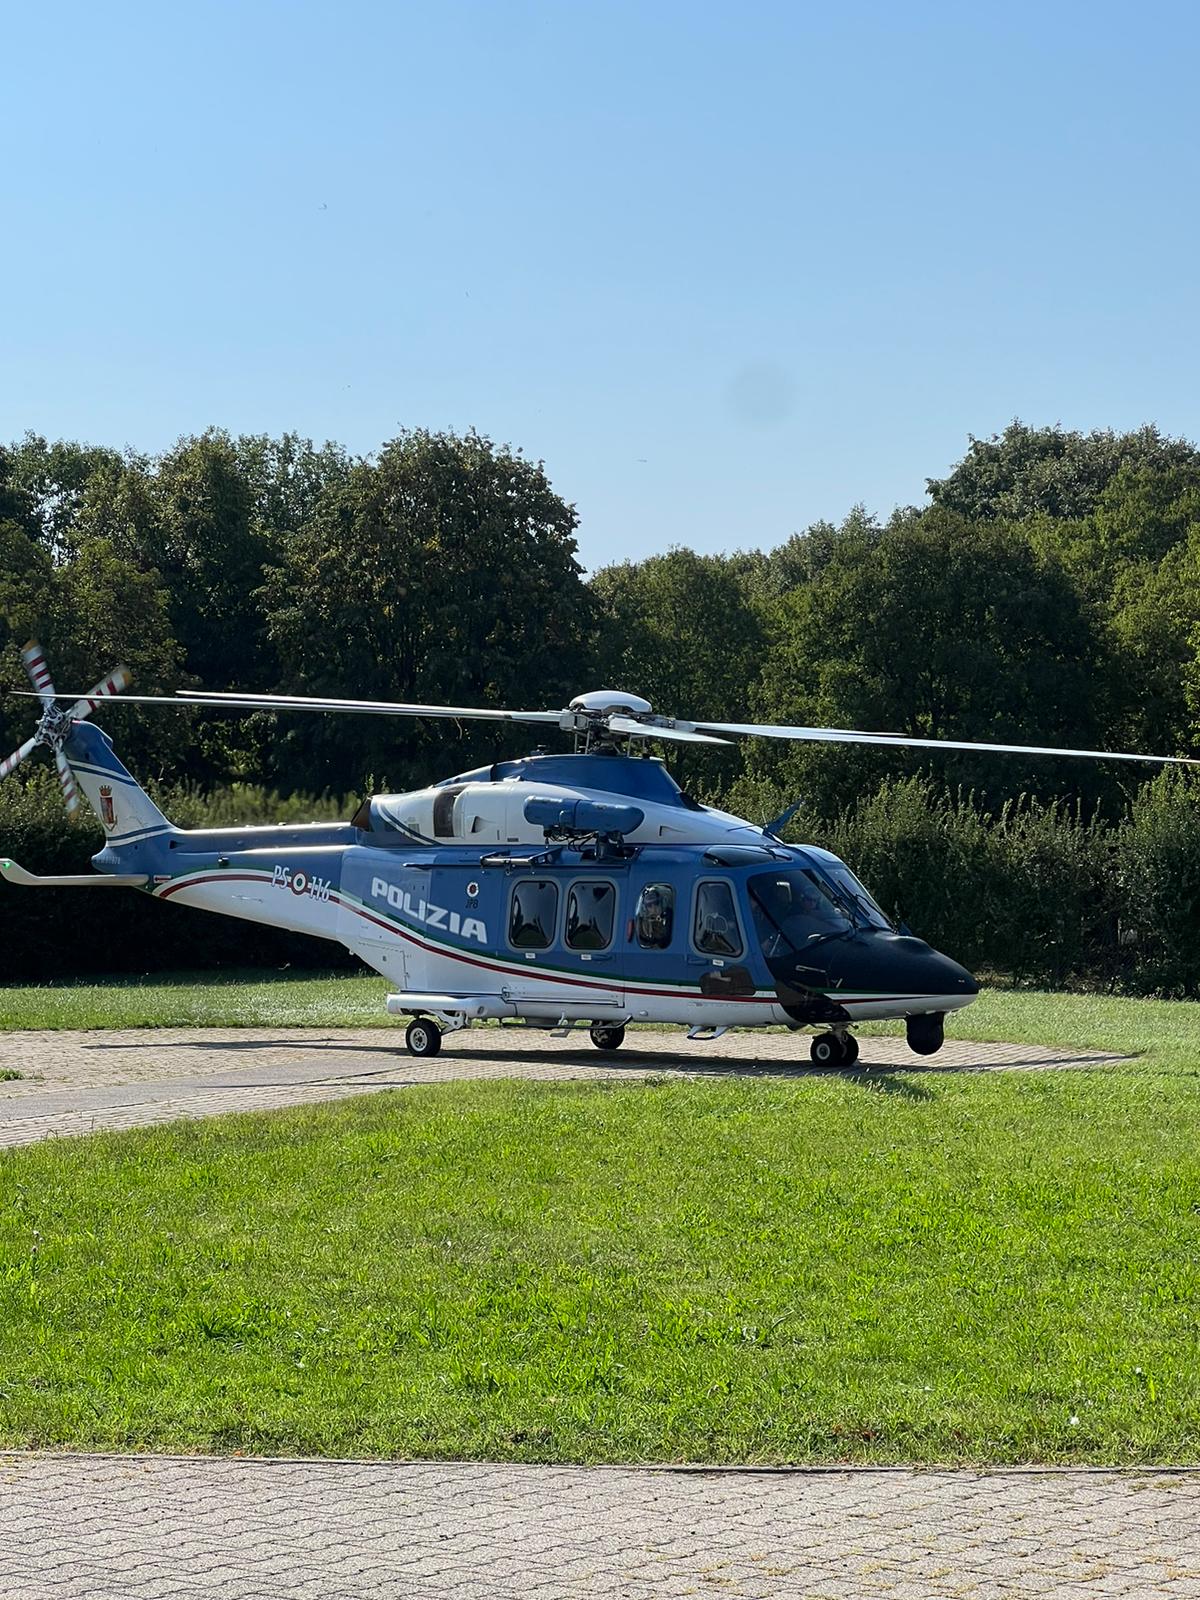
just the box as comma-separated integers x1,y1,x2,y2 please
79,1035,1131,1086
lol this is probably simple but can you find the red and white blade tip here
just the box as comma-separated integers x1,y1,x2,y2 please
0,734,39,782
67,666,133,721
20,640,56,706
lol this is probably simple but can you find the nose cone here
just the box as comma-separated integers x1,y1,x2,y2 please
770,932,978,1022
827,933,978,1006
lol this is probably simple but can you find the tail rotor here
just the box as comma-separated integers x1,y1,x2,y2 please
1,641,131,817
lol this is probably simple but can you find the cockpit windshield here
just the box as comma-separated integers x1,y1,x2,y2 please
818,863,892,930
748,864,892,957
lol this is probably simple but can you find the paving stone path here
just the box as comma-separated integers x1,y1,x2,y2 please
1,1454,1196,1598
0,1027,1128,1148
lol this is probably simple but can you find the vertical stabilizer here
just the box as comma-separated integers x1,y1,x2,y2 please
61,722,171,844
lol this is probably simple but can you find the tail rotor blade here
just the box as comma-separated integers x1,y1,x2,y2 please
20,639,57,709
67,666,133,723
55,750,80,815
0,735,39,782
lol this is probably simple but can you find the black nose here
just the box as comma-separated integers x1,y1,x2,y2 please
814,933,978,1002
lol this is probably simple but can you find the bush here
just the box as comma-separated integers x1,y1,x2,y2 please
787,778,1146,993
1117,771,1200,995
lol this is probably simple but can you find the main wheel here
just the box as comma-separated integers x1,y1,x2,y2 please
842,1033,860,1065
405,1017,443,1058
590,1023,626,1051
810,1032,842,1067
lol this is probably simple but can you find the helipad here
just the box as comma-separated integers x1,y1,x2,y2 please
0,1026,1130,1148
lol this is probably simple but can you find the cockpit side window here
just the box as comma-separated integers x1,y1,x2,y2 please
635,882,675,949
509,879,558,949
566,881,616,950
693,880,743,957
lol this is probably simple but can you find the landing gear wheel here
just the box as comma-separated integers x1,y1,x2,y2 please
810,1032,843,1067
405,1017,443,1058
906,1013,945,1056
841,1033,860,1065
589,1023,626,1051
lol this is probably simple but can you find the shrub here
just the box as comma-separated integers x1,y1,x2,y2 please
1117,771,1200,995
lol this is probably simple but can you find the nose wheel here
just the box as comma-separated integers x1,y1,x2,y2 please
810,1031,859,1068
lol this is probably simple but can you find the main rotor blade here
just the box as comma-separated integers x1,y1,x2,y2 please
64,667,132,723
693,719,1200,765
607,715,731,746
92,689,569,724
55,749,80,814
20,640,57,710
0,735,39,782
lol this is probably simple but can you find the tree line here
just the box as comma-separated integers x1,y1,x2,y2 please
4,419,1200,991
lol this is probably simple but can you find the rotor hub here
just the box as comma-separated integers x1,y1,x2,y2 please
568,690,653,718
35,703,71,751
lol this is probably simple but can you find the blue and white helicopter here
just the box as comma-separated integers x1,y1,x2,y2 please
2,642,1194,1064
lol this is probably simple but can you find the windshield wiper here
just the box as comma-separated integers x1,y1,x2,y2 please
812,875,866,931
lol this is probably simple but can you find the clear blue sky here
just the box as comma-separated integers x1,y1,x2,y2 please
3,0,1198,569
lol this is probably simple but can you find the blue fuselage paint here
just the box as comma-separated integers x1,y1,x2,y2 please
69,732,976,1019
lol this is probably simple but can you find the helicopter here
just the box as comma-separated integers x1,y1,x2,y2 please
2,642,1195,1065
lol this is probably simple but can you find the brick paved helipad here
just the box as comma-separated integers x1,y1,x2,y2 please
0,1027,1129,1148
1,1454,1196,1599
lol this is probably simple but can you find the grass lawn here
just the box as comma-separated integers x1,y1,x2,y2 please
1,1061,1198,1464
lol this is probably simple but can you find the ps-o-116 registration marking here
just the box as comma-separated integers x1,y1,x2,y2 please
272,864,331,901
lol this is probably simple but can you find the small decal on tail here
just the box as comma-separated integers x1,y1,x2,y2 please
99,784,117,831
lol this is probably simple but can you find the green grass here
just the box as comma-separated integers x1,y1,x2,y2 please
0,970,389,1030
1,1066,1198,1464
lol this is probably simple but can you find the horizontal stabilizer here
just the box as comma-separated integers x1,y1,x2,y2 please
0,859,148,888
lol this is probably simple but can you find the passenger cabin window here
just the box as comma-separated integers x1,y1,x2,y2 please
693,880,743,957
566,882,616,950
635,882,675,949
510,880,558,949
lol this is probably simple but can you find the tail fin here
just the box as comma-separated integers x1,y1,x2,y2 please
61,721,171,845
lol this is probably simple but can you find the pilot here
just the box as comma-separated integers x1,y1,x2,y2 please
639,884,672,945
762,876,825,935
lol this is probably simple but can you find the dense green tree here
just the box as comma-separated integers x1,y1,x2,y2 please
0,529,183,774
929,422,1200,522
0,446,38,536
747,508,884,600
5,434,131,559
138,431,272,689
591,548,765,717
590,548,765,788
234,432,351,540
0,519,58,758
752,507,1113,813
260,430,593,791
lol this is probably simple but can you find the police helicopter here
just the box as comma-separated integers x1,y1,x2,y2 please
2,642,1195,1065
